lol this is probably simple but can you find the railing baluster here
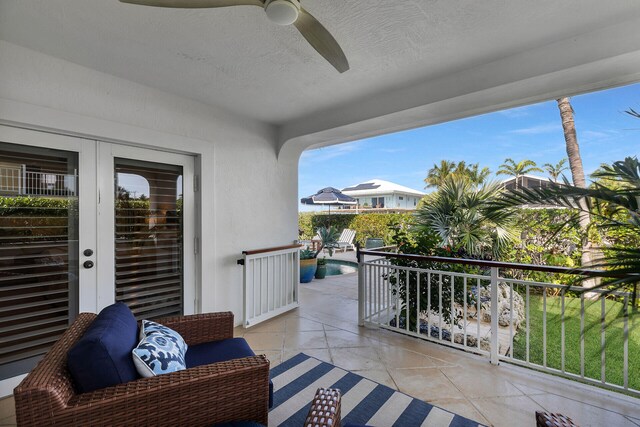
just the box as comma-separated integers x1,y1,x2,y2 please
357,250,364,326
427,272,431,338
282,253,287,308
526,283,530,364
601,296,606,384
387,262,391,327
438,273,443,341
368,261,372,321
406,269,410,332
376,264,383,325
490,267,499,364
417,271,421,336
365,260,375,322
449,275,456,344
476,278,481,351
266,255,271,312
254,259,259,317
623,295,629,390
543,287,547,368
395,267,400,331
580,293,585,378
509,281,514,358
561,288,566,373
463,277,467,348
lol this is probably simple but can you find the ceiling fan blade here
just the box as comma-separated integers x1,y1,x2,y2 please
119,0,263,8
293,8,349,73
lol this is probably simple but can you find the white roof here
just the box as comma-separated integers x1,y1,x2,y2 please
342,179,425,197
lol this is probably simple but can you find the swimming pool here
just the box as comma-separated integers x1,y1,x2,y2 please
325,259,358,276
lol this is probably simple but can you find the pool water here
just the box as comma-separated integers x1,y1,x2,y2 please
325,260,358,276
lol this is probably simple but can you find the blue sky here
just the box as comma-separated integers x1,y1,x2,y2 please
299,82,640,212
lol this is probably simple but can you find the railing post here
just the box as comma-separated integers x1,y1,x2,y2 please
357,243,365,326
490,266,500,365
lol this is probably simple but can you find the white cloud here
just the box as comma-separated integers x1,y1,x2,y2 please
508,122,561,135
300,141,364,163
580,130,621,142
497,105,536,118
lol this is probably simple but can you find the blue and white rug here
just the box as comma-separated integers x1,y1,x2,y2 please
269,353,484,427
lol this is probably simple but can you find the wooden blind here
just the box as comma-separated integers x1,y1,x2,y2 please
114,159,183,320
0,144,78,379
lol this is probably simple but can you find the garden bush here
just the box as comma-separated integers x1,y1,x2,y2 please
298,212,415,246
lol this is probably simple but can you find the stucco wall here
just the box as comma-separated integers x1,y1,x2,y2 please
0,40,299,320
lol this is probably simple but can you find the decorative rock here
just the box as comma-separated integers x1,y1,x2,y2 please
478,283,525,329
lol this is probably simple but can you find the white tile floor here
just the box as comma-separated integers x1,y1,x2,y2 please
2,265,639,427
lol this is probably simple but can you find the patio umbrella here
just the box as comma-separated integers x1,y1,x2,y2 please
300,187,357,215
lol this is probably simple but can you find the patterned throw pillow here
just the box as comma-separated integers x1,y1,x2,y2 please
132,320,188,377
140,320,188,355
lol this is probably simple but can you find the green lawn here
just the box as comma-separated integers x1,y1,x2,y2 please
513,294,640,392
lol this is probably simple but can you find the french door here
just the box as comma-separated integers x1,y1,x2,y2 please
96,143,195,319
0,126,196,380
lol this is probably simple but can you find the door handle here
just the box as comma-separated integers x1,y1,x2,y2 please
83,260,95,269
83,249,94,257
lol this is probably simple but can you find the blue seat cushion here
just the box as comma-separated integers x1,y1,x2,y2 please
67,302,140,393
185,338,255,368
186,338,273,408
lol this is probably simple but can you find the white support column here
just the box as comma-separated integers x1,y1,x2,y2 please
490,266,500,365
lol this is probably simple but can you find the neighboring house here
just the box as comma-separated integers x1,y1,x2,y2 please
342,179,425,210
501,174,555,191
501,174,567,209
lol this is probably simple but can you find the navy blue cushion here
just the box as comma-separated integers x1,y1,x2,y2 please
67,303,140,393
186,338,255,368
186,338,273,408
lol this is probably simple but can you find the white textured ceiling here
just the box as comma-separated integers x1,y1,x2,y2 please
1,0,640,125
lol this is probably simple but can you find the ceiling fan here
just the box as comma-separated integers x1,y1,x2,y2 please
118,0,349,73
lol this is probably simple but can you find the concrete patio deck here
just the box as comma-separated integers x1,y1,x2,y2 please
1,257,638,426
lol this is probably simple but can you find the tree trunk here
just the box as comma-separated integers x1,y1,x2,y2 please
557,97,598,290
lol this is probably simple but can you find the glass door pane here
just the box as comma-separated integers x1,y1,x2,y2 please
114,158,183,319
0,142,79,379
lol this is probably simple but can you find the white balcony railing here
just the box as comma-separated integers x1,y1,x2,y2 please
357,249,638,397
0,166,77,197
238,244,301,328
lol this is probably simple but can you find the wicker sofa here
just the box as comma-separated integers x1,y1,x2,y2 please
14,311,270,427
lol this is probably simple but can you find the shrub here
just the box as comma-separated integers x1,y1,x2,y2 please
298,212,415,246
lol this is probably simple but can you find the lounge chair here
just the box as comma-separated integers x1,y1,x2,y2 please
14,304,271,427
336,229,356,252
299,232,322,252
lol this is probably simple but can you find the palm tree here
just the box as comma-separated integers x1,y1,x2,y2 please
543,158,568,182
425,160,456,188
313,226,340,258
416,175,516,258
557,97,596,283
467,163,492,185
425,160,491,188
488,157,640,304
496,158,543,189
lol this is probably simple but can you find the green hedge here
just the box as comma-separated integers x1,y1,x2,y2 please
0,196,76,216
298,212,415,246
299,208,591,268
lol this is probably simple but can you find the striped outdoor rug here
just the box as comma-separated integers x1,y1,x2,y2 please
269,353,484,427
